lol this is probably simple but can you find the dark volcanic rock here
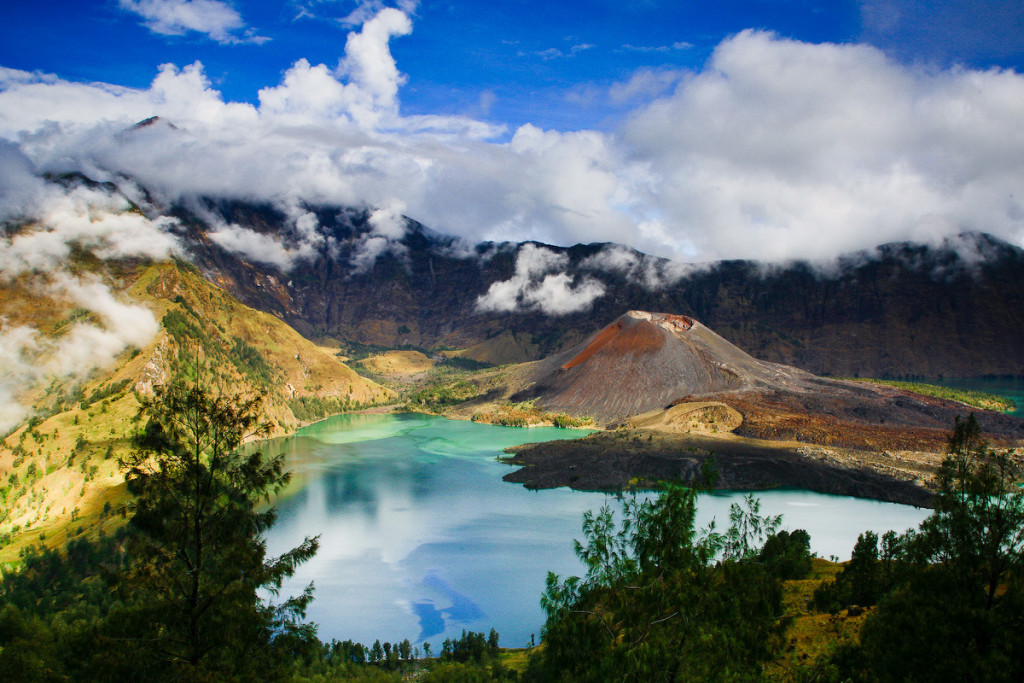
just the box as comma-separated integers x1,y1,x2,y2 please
502,433,935,507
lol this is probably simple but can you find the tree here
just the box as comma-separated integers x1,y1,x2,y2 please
812,531,887,614
855,414,1024,681
116,371,319,680
533,484,790,681
759,528,813,580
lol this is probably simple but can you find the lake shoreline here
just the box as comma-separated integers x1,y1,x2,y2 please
501,431,937,508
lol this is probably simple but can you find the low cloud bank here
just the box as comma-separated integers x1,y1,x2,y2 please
476,244,605,316
0,186,175,431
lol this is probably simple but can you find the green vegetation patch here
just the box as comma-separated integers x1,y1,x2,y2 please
472,402,594,429
79,379,131,409
287,395,377,422
848,378,1016,413
161,309,280,391
407,380,480,410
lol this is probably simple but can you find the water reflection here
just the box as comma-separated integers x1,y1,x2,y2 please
262,413,928,647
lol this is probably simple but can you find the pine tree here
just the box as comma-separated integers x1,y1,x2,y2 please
858,414,1024,681
115,370,319,680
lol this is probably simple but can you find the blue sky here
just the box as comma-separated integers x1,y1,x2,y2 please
2,1,1022,132
1,0,1023,267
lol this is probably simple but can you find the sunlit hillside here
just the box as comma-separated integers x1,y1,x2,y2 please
0,257,393,563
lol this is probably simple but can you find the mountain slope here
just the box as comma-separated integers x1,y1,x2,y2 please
0,257,392,561
515,311,810,421
503,310,1024,444
167,195,1024,378
497,311,1024,503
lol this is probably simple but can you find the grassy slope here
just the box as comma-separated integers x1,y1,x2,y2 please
0,259,394,565
356,350,436,376
847,377,1016,413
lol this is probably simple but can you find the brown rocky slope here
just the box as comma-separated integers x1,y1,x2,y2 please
513,311,811,422
498,311,1024,504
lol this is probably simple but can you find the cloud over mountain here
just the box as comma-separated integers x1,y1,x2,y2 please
0,187,174,430
0,8,1022,268
476,244,605,316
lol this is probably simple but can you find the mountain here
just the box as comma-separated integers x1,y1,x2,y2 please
514,311,810,421
0,255,391,561
501,310,1023,446
165,195,1024,379
497,311,1024,503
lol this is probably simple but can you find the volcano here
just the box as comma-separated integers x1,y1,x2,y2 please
519,311,811,421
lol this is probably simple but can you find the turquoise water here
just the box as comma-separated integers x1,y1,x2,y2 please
928,377,1024,419
262,413,928,648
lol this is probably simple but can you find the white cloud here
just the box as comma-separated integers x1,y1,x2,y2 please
118,0,267,44
46,273,161,374
476,244,605,315
345,0,419,24
0,276,160,431
608,67,684,104
207,224,304,269
621,29,1024,260
579,244,697,290
0,187,180,277
0,186,175,429
622,41,693,53
0,324,40,431
334,7,412,125
528,43,595,61
350,198,409,273
0,141,46,221
2,13,1024,271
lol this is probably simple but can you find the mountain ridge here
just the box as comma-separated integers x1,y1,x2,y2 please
12,173,1024,379
175,196,1024,378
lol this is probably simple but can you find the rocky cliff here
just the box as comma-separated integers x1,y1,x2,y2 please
173,197,1024,378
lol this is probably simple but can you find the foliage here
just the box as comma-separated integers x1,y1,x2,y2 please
416,630,517,682
408,380,479,410
440,629,502,664
289,638,409,681
810,414,1024,682
162,308,210,346
0,537,110,678
854,414,1024,682
442,356,495,371
162,309,280,391
811,530,901,613
551,413,592,429
530,485,792,682
114,370,320,680
759,529,813,581
229,335,277,388
288,395,372,422
472,402,594,429
423,661,518,682
79,378,131,409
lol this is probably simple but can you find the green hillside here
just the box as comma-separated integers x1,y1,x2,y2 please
0,259,393,564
